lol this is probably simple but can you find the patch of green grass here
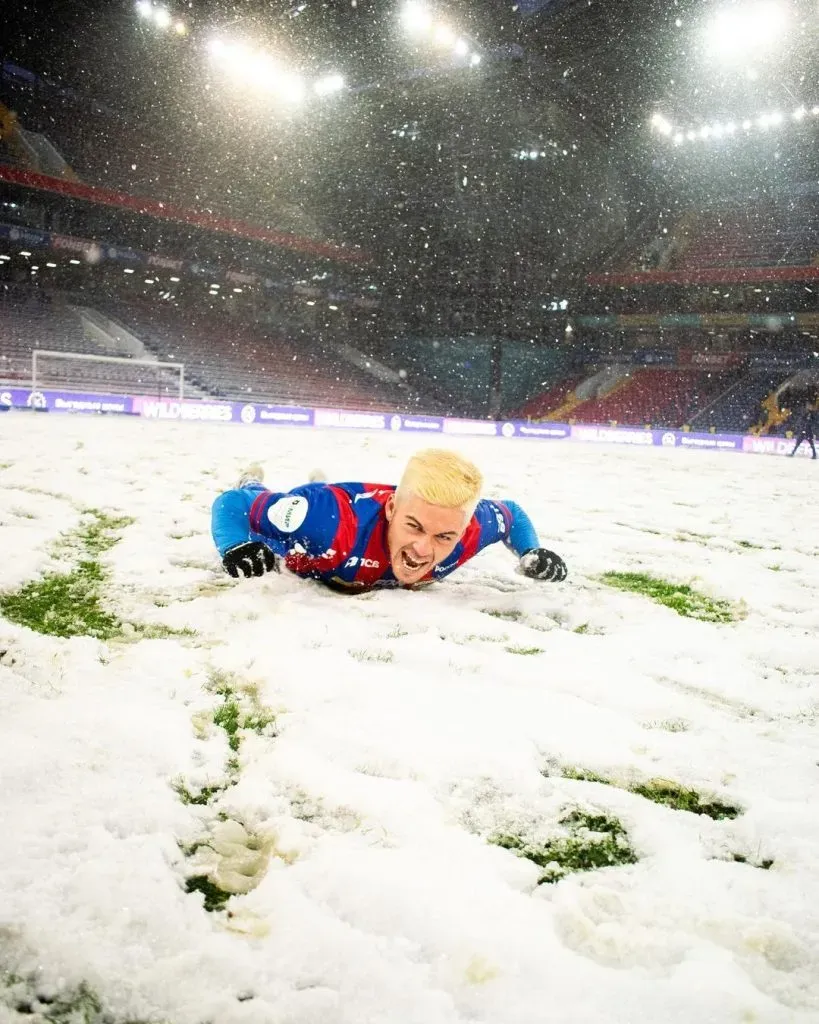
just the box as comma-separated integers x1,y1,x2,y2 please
505,645,544,656
0,461,11,470
185,874,231,912
483,608,524,622
491,809,637,884
561,766,741,820
600,571,736,624
573,623,590,634
213,698,242,751
130,622,197,640
737,539,763,550
561,766,612,785
386,626,409,639
0,975,164,1024
76,510,135,556
631,779,741,819
172,779,229,806
0,561,121,639
349,648,394,664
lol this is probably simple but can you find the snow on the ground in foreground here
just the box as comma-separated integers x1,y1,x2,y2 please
0,415,818,1024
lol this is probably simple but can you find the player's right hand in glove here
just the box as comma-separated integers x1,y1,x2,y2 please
519,548,568,582
222,541,280,579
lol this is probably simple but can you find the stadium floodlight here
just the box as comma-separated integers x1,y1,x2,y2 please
433,24,456,47
686,130,697,141
704,1,789,64
314,73,345,96
136,0,152,17
153,7,171,28
454,38,468,56
674,132,684,144
529,150,538,159
401,2,433,34
46,262,57,268
175,21,187,35
792,105,806,120
725,121,737,134
19,250,32,257
651,112,673,135
124,268,135,274
742,118,752,129
170,276,180,282
470,53,481,66
712,123,724,137
699,125,711,139
208,38,226,55
69,258,81,264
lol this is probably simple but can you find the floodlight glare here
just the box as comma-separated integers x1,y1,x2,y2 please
687,130,697,141
153,7,171,28
742,119,752,129
208,38,226,55
433,24,456,46
704,1,789,64
793,106,806,120
674,132,684,145
454,38,468,56
401,2,433,34
470,53,481,66
175,21,187,34
813,106,819,115
314,73,345,95
529,150,538,159
725,121,736,134
136,1,153,17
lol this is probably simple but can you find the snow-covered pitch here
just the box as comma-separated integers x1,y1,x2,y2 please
1,414,818,1024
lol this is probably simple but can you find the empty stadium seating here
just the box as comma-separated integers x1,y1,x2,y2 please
94,301,424,411
688,369,793,433
567,368,736,428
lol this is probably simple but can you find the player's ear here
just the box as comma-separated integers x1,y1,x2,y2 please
385,493,395,522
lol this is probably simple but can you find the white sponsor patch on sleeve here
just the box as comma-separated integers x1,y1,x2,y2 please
268,495,309,533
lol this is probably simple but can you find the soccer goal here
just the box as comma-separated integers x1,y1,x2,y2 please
31,350,185,399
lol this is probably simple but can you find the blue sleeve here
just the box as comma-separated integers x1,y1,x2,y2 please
502,499,540,556
474,499,540,557
211,483,341,558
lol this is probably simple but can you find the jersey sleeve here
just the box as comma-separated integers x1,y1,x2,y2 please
212,483,341,558
473,498,540,557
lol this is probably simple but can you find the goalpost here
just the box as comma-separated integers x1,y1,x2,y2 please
31,350,186,400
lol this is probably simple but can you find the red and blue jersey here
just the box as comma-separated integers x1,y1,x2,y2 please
212,481,540,591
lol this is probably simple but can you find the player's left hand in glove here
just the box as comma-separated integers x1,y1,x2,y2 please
519,548,567,582
222,541,280,579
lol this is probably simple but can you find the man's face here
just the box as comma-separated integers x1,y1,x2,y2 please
385,492,468,585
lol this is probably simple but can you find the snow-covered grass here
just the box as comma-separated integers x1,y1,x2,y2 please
1,414,818,1024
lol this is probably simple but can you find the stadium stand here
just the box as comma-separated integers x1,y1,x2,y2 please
687,369,793,434
557,367,740,429
90,300,426,411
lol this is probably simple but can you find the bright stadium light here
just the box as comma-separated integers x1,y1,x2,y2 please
136,1,153,17
687,130,697,141
314,73,345,96
208,38,226,55
651,112,673,135
175,21,187,35
470,53,481,66
401,2,433,34
153,7,171,29
454,38,468,56
704,1,789,64
674,132,684,144
433,24,456,47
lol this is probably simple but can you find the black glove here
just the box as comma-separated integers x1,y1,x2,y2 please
519,548,567,582
222,541,280,579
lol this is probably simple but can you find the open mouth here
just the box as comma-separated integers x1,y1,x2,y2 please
400,549,428,573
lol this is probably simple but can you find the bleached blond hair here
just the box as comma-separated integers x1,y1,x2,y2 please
396,448,483,519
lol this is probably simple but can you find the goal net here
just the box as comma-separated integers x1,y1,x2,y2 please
31,350,185,399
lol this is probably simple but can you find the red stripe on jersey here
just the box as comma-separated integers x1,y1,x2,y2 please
249,490,274,533
457,514,483,565
354,493,392,586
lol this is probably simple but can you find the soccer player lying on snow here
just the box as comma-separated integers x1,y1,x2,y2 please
211,448,567,592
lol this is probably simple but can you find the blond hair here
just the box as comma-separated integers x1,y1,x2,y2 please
396,448,483,518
